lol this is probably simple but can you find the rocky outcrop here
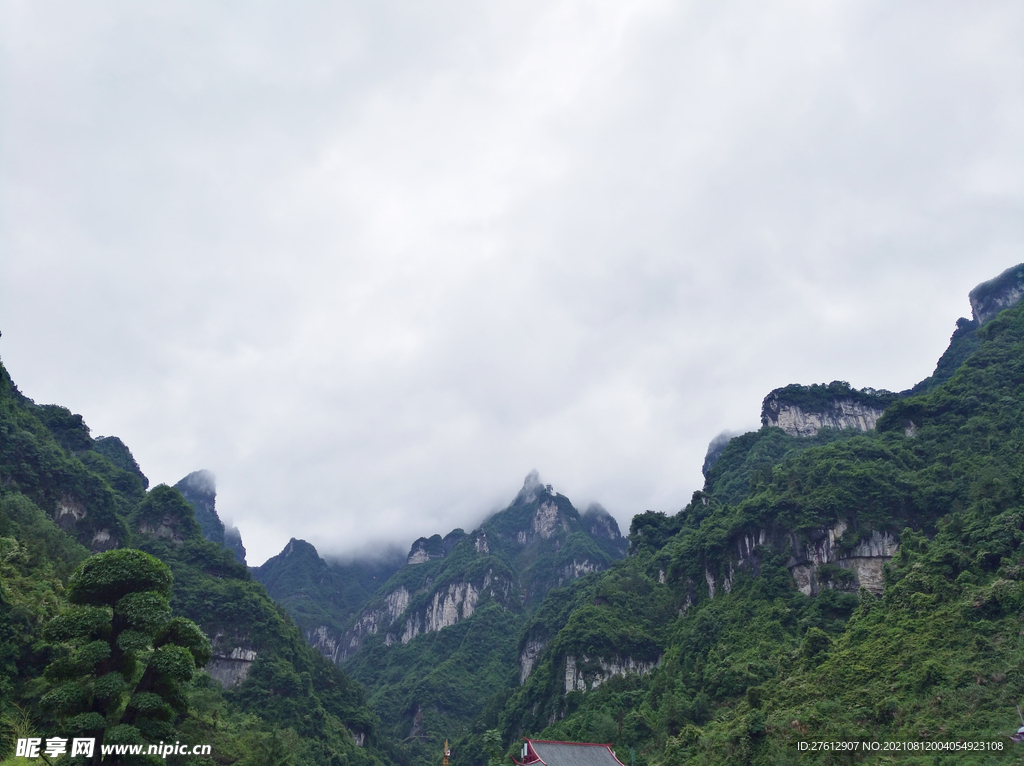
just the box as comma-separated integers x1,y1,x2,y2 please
398,581,479,644
308,625,341,660
223,525,247,564
206,647,257,687
206,633,258,688
700,521,899,599
580,504,629,557
337,563,519,659
514,497,575,547
559,559,600,584
90,528,116,551
335,585,412,661
787,522,899,596
474,530,490,553
408,538,443,565
137,515,190,544
55,494,87,525
969,263,1024,324
763,397,885,437
533,501,564,539
407,529,465,564
54,494,118,552
761,383,897,438
564,654,660,693
175,470,220,541
519,639,546,683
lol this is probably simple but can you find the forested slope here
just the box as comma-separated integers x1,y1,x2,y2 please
0,361,390,766
494,276,1024,764
8,264,1024,766
254,474,629,765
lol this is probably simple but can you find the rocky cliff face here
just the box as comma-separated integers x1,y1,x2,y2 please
697,519,899,601
293,473,627,667
254,537,405,662
175,470,220,540
563,654,661,693
328,583,415,661
53,493,120,552
519,639,546,683
761,382,896,438
969,263,1024,324
328,556,518,661
764,398,885,437
205,632,259,688
397,580,481,644
406,529,465,564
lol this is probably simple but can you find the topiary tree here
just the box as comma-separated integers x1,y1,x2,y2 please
40,548,212,763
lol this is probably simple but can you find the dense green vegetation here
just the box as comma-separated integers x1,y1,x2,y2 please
253,539,404,646
339,486,628,764
0,360,389,766
7,267,1024,766
253,474,629,766
41,549,212,762
492,298,1024,764
350,601,520,752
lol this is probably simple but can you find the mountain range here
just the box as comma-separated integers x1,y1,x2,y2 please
4,263,1024,765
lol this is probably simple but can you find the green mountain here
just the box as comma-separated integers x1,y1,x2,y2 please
493,264,1024,764
0,361,390,765
252,539,405,654
254,473,628,761
9,262,1024,765
174,470,247,564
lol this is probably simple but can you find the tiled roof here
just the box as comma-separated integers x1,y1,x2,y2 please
523,740,624,766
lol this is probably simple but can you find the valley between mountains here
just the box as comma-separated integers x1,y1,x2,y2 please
5,264,1024,765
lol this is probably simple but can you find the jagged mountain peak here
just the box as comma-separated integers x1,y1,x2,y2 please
282,537,321,558
174,469,246,564
287,474,627,671
702,430,740,477
514,469,547,505
406,529,466,564
581,503,623,542
177,468,216,495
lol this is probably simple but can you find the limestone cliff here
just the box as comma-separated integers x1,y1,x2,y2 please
53,493,121,553
406,529,465,564
205,631,258,688
699,520,900,601
329,527,520,661
968,262,1024,324
563,654,660,693
253,537,404,661
761,382,897,438
287,473,627,668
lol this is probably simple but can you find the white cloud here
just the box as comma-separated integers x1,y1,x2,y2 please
1,0,1022,564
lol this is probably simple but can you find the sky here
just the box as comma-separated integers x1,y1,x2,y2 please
1,1,1022,566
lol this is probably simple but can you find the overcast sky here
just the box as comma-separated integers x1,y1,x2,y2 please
2,1,1022,566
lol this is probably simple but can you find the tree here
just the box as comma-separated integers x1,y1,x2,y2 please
482,730,505,766
40,548,212,764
